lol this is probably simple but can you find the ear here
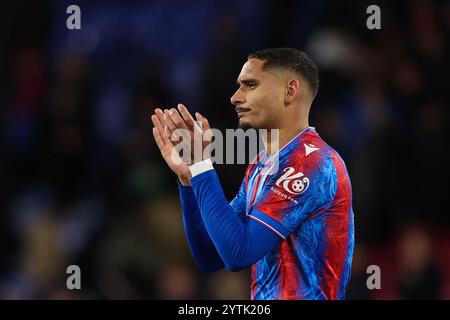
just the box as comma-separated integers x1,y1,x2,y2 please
284,79,300,104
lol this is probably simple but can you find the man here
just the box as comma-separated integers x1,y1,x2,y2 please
151,48,354,300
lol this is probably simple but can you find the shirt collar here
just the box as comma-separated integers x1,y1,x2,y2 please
260,126,316,163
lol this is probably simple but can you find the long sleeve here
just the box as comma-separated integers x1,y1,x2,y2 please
190,167,283,272
178,180,225,272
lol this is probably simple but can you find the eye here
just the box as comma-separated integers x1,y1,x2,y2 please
238,80,258,89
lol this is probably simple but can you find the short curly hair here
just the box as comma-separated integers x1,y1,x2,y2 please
248,48,319,99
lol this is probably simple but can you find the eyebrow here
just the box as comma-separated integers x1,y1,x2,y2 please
236,78,260,86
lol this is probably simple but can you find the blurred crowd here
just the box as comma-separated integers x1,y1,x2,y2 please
0,0,449,299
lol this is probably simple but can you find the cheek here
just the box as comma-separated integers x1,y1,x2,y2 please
261,84,284,104
247,86,283,124
256,88,283,113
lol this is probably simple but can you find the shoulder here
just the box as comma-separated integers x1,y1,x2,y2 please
285,132,336,176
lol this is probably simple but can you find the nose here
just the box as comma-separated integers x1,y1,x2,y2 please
230,89,245,106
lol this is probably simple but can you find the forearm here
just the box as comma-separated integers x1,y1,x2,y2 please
178,180,224,272
190,164,281,271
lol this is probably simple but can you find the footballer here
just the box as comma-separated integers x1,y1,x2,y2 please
151,48,354,300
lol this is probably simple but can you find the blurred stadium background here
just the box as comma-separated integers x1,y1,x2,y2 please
0,0,449,299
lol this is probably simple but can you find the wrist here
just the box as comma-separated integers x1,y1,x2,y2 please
178,172,192,186
189,158,214,178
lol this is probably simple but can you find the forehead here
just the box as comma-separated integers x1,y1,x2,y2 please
237,58,267,80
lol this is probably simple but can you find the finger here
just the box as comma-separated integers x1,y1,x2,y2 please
155,108,175,135
195,112,210,131
168,107,190,130
163,123,175,146
154,108,166,126
151,115,168,143
202,117,210,131
177,104,197,130
163,109,177,132
154,109,171,134
152,126,165,150
155,108,164,121
194,112,203,129
155,108,164,116
151,114,170,143
151,112,163,130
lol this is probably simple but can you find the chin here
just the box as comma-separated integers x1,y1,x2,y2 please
238,119,254,130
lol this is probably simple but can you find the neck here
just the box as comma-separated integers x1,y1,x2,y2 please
263,120,309,157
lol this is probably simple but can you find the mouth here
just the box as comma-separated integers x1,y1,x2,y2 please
236,107,251,118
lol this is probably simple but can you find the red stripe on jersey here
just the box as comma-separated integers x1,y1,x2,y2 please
279,239,302,299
